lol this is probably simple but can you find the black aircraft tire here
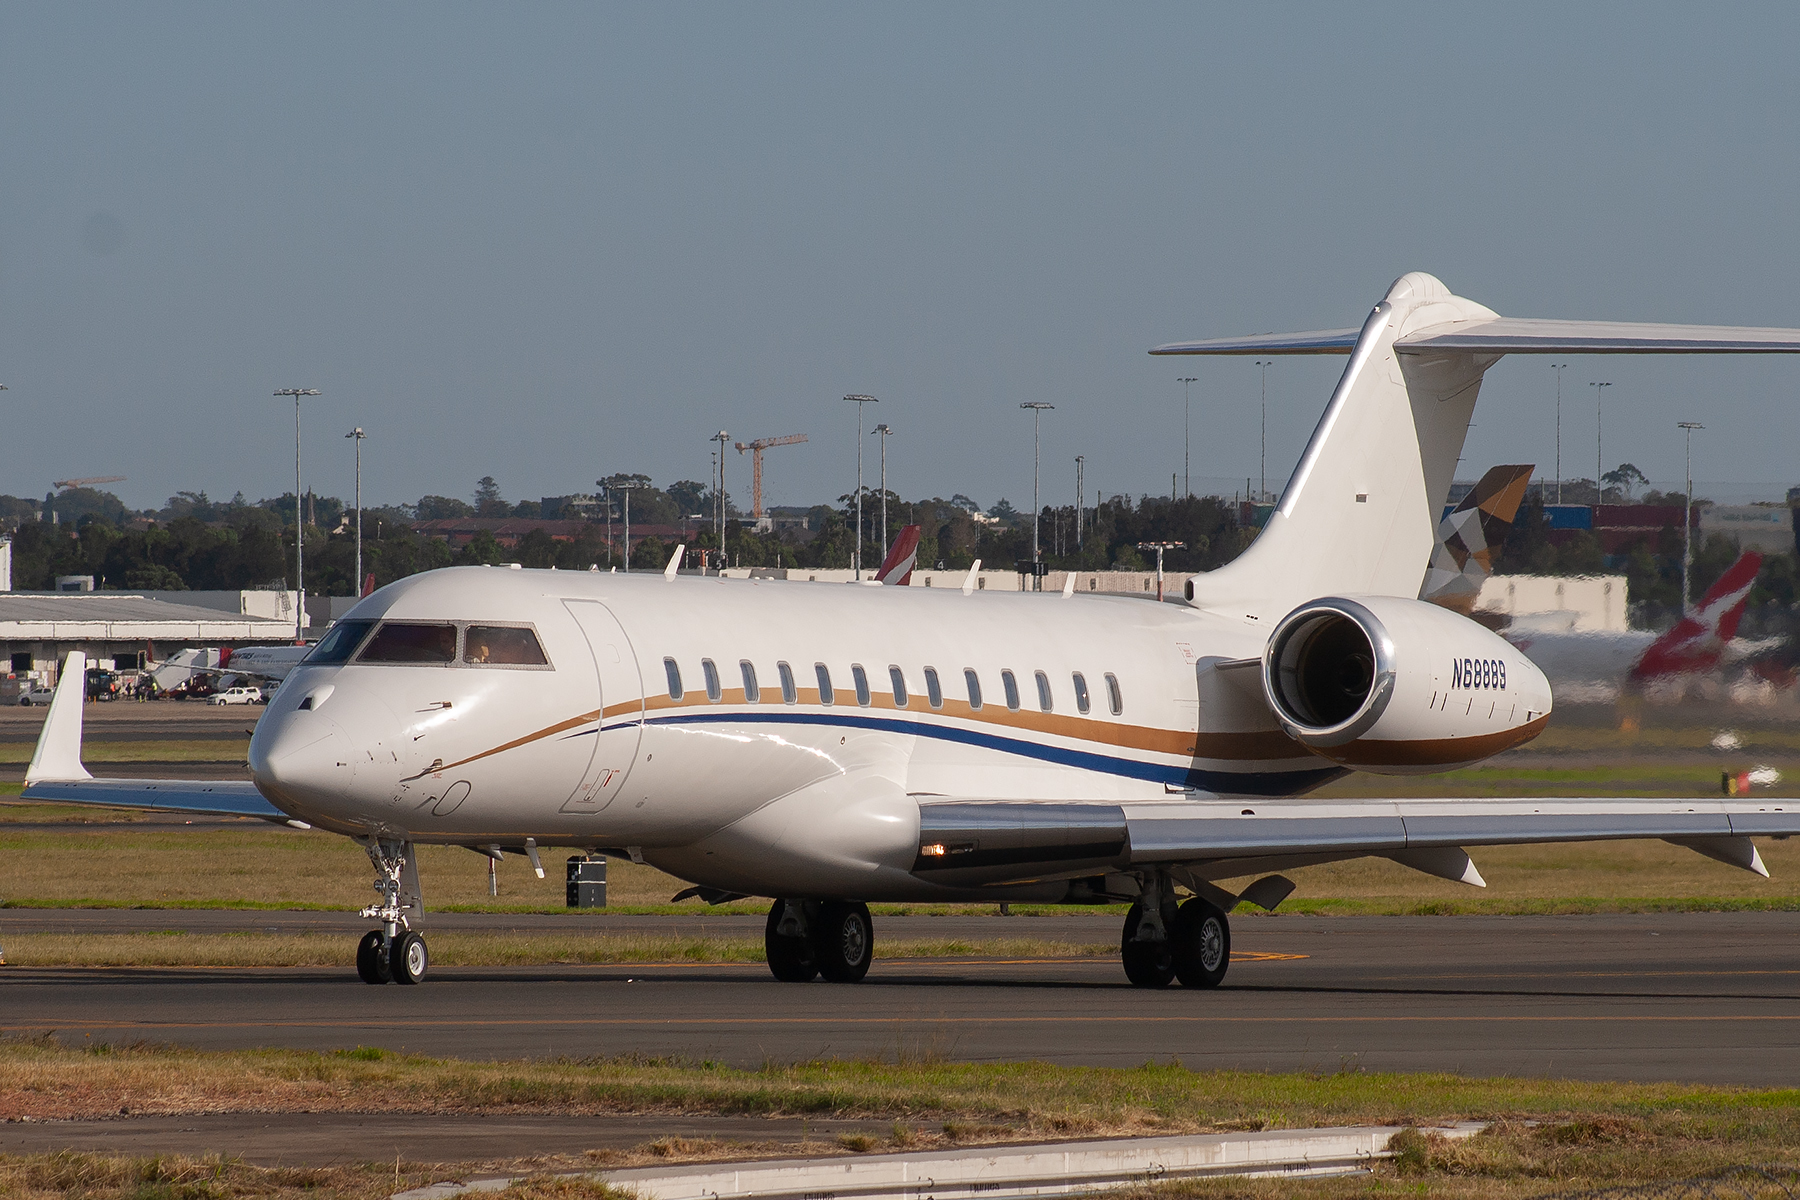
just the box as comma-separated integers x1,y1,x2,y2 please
356,930,391,985
1172,898,1231,989
1120,901,1176,989
814,902,874,983
390,931,428,985
765,901,819,982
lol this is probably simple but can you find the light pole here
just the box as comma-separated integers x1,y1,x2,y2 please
1590,382,1612,502
605,476,648,572
1074,455,1085,550
345,427,365,596
873,423,893,555
1551,363,1567,503
274,388,319,641
1679,421,1704,616
845,395,878,578
1254,361,1272,500
1177,378,1197,499
1137,541,1185,602
711,430,730,562
1020,402,1054,589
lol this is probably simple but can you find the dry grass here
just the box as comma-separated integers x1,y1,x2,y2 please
0,930,1112,967
3,1041,1800,1197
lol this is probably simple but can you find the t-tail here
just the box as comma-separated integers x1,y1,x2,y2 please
1630,549,1763,681
874,525,922,585
1154,272,1800,616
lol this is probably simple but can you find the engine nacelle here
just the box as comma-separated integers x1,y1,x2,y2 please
1262,595,1552,774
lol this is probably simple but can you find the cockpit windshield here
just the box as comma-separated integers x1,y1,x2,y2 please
359,623,458,664
303,620,376,665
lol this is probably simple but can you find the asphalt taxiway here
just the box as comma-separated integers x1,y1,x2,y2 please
4,912,1797,1086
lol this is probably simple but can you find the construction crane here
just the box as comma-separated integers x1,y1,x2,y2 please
52,476,126,490
732,434,807,520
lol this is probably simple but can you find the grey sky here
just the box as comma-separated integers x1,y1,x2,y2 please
4,3,1798,515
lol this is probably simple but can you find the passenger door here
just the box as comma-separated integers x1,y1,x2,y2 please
560,599,644,813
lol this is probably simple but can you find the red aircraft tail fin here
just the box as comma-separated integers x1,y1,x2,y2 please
362,572,376,598
1631,549,1762,680
874,525,922,585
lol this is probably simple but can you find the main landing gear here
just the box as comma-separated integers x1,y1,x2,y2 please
355,837,429,985
1120,873,1230,989
764,899,874,982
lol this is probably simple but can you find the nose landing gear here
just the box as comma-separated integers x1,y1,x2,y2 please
355,837,428,985
764,899,874,983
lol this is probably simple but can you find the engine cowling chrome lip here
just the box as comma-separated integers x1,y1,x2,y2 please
1262,596,1398,749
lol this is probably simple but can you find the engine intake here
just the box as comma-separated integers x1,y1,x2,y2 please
1264,598,1395,746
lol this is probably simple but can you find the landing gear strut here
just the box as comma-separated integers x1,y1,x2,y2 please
1120,873,1230,989
764,899,874,983
356,837,428,985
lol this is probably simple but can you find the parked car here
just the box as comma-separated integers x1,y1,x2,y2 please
16,684,56,706
210,686,263,706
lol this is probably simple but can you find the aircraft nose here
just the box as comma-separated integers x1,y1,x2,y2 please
250,707,356,819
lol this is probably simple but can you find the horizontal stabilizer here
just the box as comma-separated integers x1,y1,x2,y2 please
1151,328,1361,356
1154,317,1800,357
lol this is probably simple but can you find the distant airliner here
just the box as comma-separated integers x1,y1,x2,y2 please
26,272,1800,990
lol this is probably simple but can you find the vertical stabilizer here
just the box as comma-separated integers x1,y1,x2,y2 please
1421,463,1537,613
1186,273,1501,618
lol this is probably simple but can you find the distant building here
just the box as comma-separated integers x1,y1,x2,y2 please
1699,504,1795,555
1475,574,1629,634
0,592,295,688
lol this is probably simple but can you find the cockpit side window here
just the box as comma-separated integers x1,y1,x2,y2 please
463,625,549,667
358,623,457,664
305,620,376,664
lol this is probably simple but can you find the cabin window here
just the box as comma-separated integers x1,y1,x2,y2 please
851,663,871,707
1105,672,1123,716
663,657,684,700
308,620,375,664
740,660,760,703
964,668,983,711
464,625,548,667
702,658,721,702
359,622,457,665
778,661,797,705
924,666,943,709
1072,672,1090,714
815,663,835,705
889,665,908,707
1035,670,1053,713
1001,669,1021,712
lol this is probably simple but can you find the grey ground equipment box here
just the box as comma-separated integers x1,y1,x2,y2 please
566,855,607,908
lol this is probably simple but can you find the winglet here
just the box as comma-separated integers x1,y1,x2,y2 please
874,525,922,585
1061,572,1076,598
663,544,685,580
26,651,92,784
961,559,982,595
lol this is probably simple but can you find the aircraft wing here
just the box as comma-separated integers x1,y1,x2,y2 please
20,650,292,824
911,795,1798,889
21,777,288,822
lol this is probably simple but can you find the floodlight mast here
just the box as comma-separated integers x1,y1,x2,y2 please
845,396,878,579
345,428,366,596
873,423,893,555
274,389,320,642
1678,421,1704,616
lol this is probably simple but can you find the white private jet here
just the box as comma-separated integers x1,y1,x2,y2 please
24,272,1800,989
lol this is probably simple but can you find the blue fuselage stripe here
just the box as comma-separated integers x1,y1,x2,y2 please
622,709,1339,798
